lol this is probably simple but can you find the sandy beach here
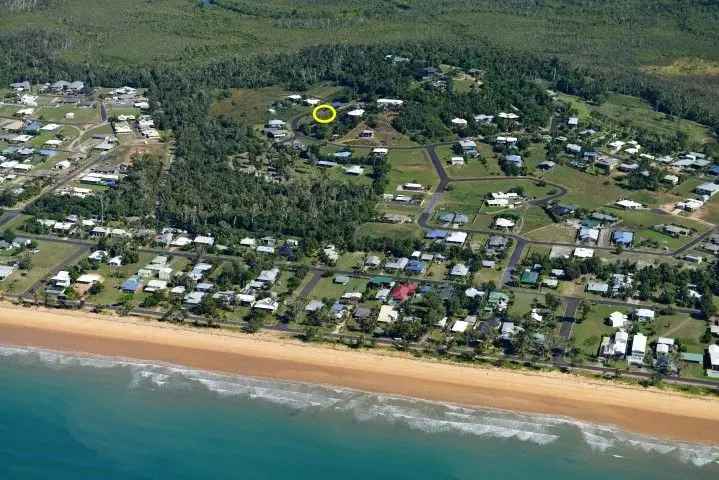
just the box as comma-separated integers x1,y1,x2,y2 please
1,303,718,445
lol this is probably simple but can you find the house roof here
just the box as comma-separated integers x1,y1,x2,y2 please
612,230,634,244
391,283,417,302
520,270,539,284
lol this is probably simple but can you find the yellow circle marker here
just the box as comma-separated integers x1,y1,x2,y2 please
312,104,337,124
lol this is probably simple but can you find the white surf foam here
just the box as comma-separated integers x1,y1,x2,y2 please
2,343,718,466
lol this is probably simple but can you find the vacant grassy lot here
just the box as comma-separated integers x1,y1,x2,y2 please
385,149,438,193
36,105,100,124
544,166,672,210
595,94,715,147
354,222,424,242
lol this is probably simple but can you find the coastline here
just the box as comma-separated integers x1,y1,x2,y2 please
1,304,719,445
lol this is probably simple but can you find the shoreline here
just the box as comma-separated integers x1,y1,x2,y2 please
1,304,719,445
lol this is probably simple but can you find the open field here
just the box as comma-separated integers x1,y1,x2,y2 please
385,149,438,193
544,166,673,210
36,105,100,124
307,276,368,301
595,94,715,147
557,93,715,147
354,222,424,242
441,179,553,211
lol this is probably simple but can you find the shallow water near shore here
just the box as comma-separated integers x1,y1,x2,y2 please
1,345,717,479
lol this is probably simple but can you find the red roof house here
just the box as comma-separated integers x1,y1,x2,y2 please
391,282,417,302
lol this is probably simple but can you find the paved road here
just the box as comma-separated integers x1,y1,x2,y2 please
298,269,323,298
559,297,581,340
500,238,526,287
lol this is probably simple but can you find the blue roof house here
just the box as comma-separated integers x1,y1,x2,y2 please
405,260,426,274
426,229,449,240
612,230,634,247
121,276,142,293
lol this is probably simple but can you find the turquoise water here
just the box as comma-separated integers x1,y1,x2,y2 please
1,345,718,479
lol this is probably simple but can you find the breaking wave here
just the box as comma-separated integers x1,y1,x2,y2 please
2,344,718,467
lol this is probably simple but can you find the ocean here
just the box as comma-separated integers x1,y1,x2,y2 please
0,345,717,479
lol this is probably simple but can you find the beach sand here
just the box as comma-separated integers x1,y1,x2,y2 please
1,304,718,444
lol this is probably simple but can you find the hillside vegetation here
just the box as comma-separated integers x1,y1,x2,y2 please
1,0,718,68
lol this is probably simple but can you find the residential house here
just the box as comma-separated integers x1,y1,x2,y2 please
615,199,643,210
446,231,468,244
634,308,655,322
450,263,469,277
600,330,628,358
628,333,647,365
612,230,634,247
391,283,417,302
586,281,609,295
608,311,629,328
121,276,142,293
377,305,399,324
695,183,719,197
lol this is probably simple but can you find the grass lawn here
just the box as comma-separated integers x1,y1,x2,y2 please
436,144,503,178
524,223,576,243
544,166,672,210
79,124,113,143
508,291,542,316
107,106,141,118
211,85,293,126
385,149,438,193
572,304,622,358
651,313,707,354
1,241,84,296
442,179,553,211
595,94,714,147
699,195,719,225
36,105,100,124
335,251,377,271
308,276,368,301
211,83,341,127
613,208,712,250
519,206,555,234
86,252,156,305
557,93,592,120
354,222,424,241
339,115,418,148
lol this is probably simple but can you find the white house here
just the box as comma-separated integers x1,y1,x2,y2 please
634,308,655,322
615,199,644,210
446,231,468,244
608,311,628,328
377,305,399,324
573,247,594,258
629,333,647,365
494,217,515,229
450,117,468,128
